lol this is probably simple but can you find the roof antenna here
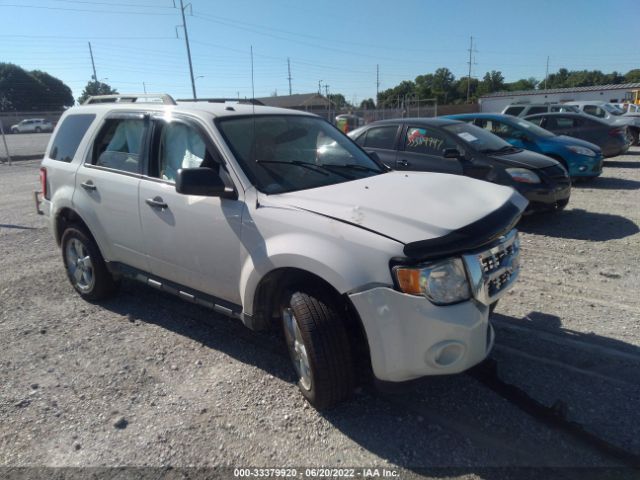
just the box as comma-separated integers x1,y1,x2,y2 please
251,45,259,208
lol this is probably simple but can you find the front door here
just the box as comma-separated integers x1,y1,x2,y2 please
138,117,244,304
396,126,463,174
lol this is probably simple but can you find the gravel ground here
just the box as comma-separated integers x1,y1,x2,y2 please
1,149,639,479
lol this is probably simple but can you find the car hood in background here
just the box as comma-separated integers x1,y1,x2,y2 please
553,135,603,154
263,171,527,246
486,148,558,169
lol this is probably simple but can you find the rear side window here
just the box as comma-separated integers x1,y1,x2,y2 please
583,105,606,118
92,118,146,173
527,117,544,126
555,117,576,129
48,114,95,162
362,126,397,150
504,106,525,116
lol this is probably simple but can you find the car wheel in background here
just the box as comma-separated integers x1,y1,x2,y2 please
281,289,355,409
61,227,119,301
35,127,42,133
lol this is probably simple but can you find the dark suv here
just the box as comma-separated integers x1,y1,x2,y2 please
349,118,571,213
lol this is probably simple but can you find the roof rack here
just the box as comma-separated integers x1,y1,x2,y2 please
83,94,177,105
176,97,261,105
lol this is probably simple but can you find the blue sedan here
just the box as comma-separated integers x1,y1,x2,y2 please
446,113,603,178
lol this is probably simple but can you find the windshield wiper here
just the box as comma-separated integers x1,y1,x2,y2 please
481,145,519,154
321,164,381,173
255,160,332,176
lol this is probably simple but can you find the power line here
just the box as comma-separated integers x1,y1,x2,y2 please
0,3,175,15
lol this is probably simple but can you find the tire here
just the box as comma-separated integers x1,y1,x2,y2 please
35,127,42,133
555,198,569,211
630,128,639,146
281,289,355,409
11,128,18,134
61,227,118,301
489,300,499,315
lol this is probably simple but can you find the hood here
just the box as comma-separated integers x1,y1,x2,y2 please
554,135,602,153
262,171,527,247
487,148,558,169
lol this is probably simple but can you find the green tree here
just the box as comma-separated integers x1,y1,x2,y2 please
0,63,45,111
454,77,480,103
359,98,375,109
479,70,505,95
624,69,640,83
77,80,118,104
377,80,415,109
507,77,538,91
30,70,74,109
431,67,455,103
327,93,350,110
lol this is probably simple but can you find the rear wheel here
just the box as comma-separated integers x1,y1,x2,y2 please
281,289,355,409
61,227,118,300
35,127,42,133
629,128,639,146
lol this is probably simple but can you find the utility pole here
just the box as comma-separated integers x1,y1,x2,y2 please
318,80,322,95
466,36,477,103
177,0,197,100
545,56,549,90
376,64,380,106
88,42,98,82
287,58,292,95
142,82,147,94
324,84,330,120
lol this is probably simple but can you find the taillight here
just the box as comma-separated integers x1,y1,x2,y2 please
39,167,48,199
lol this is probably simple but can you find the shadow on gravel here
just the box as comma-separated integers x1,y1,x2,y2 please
518,208,639,241
489,311,640,462
574,177,640,190
604,160,640,169
0,223,37,230
97,280,639,476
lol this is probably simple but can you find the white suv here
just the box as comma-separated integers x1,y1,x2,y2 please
36,94,526,408
11,118,54,133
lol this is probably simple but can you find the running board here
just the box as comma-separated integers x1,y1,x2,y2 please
106,262,260,330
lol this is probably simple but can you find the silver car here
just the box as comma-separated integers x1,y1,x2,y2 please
10,118,54,134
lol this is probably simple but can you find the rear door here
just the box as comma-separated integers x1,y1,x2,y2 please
396,125,463,174
138,116,244,304
73,113,149,272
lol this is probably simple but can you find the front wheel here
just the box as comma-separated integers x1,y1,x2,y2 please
61,227,118,300
281,290,355,409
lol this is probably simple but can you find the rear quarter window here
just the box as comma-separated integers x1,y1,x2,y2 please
48,114,96,162
504,106,525,116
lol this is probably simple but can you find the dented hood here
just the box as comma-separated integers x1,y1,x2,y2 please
263,171,528,248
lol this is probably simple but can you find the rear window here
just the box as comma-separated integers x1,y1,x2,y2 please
48,114,95,162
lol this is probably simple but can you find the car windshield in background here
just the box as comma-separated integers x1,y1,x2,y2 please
513,118,556,138
603,104,624,115
442,122,513,153
216,115,384,194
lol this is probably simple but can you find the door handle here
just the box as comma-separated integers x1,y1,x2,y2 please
81,180,97,191
399,159,410,167
145,196,168,210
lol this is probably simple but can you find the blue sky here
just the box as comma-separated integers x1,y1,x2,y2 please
0,0,638,104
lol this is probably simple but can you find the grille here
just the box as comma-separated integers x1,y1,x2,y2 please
463,230,520,306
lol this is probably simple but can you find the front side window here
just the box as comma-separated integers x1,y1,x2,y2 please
92,118,145,173
156,122,208,182
49,114,95,162
504,106,525,116
526,106,548,115
217,115,385,194
362,126,398,150
404,127,453,155
584,105,606,118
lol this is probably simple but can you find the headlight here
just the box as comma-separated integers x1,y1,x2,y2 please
567,145,596,157
506,168,541,184
393,258,471,305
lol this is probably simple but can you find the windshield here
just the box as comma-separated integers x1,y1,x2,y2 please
442,122,513,153
512,118,555,138
216,115,385,194
603,104,624,115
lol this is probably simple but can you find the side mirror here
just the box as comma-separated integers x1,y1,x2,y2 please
443,148,463,159
175,167,236,198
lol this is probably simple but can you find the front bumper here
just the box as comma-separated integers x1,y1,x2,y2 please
516,182,571,213
567,154,603,178
349,288,494,382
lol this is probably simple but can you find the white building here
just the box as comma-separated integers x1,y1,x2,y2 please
479,83,640,113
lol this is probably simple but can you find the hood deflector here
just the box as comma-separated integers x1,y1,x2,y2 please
403,201,522,260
